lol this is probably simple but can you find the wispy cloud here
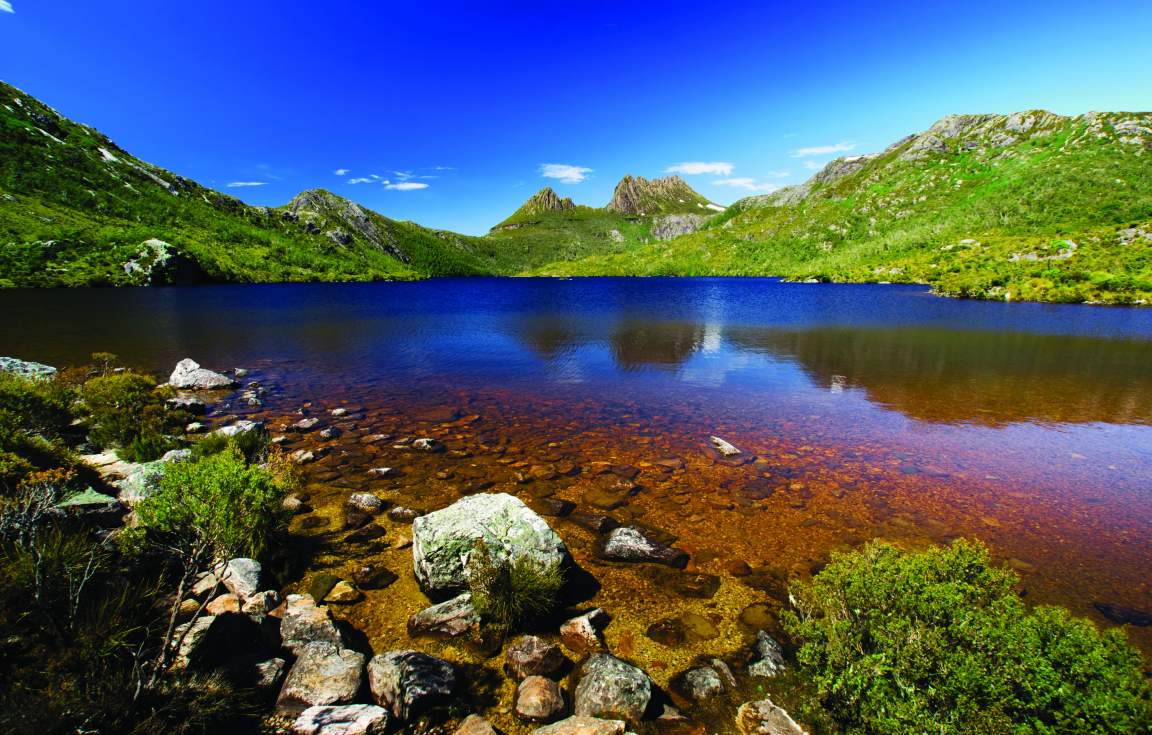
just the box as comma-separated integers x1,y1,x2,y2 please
712,177,781,192
385,182,429,191
539,163,592,184
0,2,13,14
791,142,856,158
665,161,734,176
226,181,267,188
802,160,822,170
334,168,350,176
347,177,373,184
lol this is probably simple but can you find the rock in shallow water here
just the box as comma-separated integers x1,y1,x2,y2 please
505,635,569,680
560,609,610,654
368,650,456,722
748,631,786,677
573,653,652,723
169,358,237,390
281,594,343,653
532,716,626,735
292,704,390,735
412,493,570,599
408,593,479,638
736,698,808,735
516,675,567,722
597,526,688,568
276,642,365,714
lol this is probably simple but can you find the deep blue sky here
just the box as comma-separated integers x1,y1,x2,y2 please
3,1,1151,235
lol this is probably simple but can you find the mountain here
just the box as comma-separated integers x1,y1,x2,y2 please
481,175,722,272
0,81,492,286
538,110,1152,305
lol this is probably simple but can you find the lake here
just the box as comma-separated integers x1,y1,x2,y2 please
3,276,1151,661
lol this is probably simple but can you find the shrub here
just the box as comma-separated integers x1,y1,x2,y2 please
467,538,565,629
782,540,1152,735
81,372,183,461
135,443,289,561
0,371,76,491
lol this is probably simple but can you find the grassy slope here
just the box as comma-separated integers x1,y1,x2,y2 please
536,112,1152,305
482,205,657,273
0,81,490,286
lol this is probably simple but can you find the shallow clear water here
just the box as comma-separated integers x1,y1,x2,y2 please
4,277,1151,657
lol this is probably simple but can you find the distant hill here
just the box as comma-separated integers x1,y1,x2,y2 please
538,111,1152,305
3,79,1151,304
0,81,492,286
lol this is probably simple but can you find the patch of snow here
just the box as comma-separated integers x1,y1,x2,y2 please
98,147,119,163
705,203,726,212
36,128,65,145
13,98,22,107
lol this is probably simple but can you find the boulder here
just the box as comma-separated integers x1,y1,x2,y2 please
516,675,566,722
532,716,626,735
412,437,445,452
242,590,282,616
505,635,568,680
113,460,167,506
0,356,56,379
572,653,652,723
748,631,786,677
215,557,262,601
280,594,343,653
408,593,479,638
368,650,457,722
560,609,609,654
709,436,741,457
347,493,385,514
292,704,390,735
169,358,238,390
325,581,363,604
735,699,807,735
160,448,192,464
206,593,241,615
675,660,735,702
598,527,688,568
388,506,421,523
212,419,265,438
412,493,569,599
277,642,366,714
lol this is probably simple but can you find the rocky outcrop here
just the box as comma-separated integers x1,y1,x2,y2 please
652,214,709,241
411,493,570,599
606,175,710,216
572,653,652,723
122,239,204,285
367,650,457,722
292,704,390,735
168,358,237,390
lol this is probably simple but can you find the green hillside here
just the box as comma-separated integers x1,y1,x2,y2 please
537,111,1152,305
0,81,492,286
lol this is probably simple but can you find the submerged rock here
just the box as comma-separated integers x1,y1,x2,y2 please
412,493,569,599
709,436,741,457
368,650,457,722
408,593,479,638
598,526,688,568
573,653,651,723
292,704,390,735
169,358,238,390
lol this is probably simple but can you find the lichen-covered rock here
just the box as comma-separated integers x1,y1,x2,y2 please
408,593,479,638
368,650,457,722
0,356,56,379
736,699,808,735
505,635,568,680
516,675,566,722
169,358,237,390
532,716,626,735
572,654,651,723
412,493,569,599
597,527,688,568
292,704,390,735
277,642,366,714
113,460,167,506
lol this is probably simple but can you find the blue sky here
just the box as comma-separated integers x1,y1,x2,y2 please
2,1,1151,235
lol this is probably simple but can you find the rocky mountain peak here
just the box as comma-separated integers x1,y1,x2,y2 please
606,175,710,216
521,187,575,215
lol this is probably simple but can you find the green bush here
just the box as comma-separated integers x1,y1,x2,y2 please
81,372,183,461
782,540,1152,735
0,371,77,491
135,443,289,560
467,539,565,629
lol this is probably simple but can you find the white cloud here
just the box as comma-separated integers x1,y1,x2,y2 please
791,141,856,157
712,177,781,192
385,182,429,191
347,177,373,184
539,163,592,184
0,2,13,14
226,181,266,188
665,161,734,176
334,168,350,176
803,160,822,170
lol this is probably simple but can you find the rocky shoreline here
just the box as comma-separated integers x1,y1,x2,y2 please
30,355,812,735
